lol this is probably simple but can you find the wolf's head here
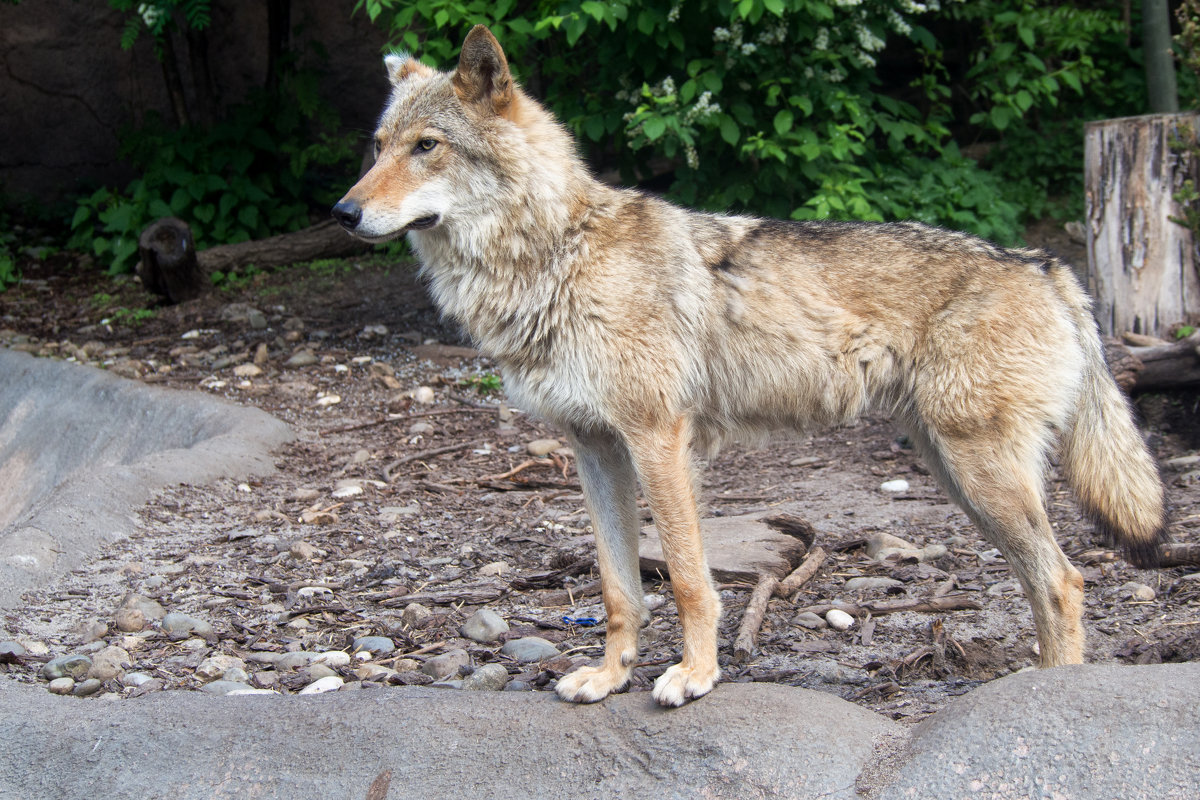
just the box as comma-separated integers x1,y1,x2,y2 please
332,25,563,244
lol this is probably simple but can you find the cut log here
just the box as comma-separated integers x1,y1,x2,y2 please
639,514,810,583
198,219,369,275
137,217,204,304
1103,333,1200,391
136,217,371,303
1084,113,1200,339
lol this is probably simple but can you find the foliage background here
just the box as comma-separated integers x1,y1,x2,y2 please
6,0,1190,281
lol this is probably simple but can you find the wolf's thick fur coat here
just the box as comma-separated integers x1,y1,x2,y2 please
334,26,1167,706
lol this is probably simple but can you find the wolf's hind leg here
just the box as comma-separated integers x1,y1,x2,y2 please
555,427,647,703
918,427,1085,666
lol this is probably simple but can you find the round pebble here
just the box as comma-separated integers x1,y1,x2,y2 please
200,680,253,696
122,672,154,688
114,607,147,633
844,577,904,593
793,611,827,630
462,663,510,691
413,386,436,404
460,609,509,643
299,676,344,694
401,603,433,628
87,645,131,681
0,641,27,658
161,612,214,637
421,649,470,680
879,479,910,493
311,650,351,668
499,636,560,663
196,654,246,681
42,654,92,681
72,678,103,697
825,609,856,631
352,636,396,656
48,678,75,695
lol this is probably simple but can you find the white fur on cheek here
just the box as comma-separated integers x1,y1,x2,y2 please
356,177,454,240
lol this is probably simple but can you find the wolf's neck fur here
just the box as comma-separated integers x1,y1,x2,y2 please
411,88,611,364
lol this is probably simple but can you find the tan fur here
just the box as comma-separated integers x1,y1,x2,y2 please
333,26,1168,706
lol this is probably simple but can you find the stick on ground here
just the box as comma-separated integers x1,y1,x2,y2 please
733,573,780,663
775,545,828,599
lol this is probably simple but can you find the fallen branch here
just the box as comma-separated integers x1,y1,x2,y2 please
762,513,817,550
382,443,474,482
793,594,981,618
775,545,828,599
733,573,780,663
1103,333,1200,392
1161,543,1200,567
379,586,507,607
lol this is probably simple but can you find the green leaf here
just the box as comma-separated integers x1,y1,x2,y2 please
774,109,794,135
194,203,216,224
71,205,92,230
643,117,667,141
238,205,259,229
1017,25,1034,48
719,116,740,146
583,115,606,141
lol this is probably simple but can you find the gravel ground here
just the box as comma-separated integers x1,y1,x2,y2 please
1,247,1198,721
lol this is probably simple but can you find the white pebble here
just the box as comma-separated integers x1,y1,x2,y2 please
879,479,910,493
413,386,436,404
310,651,351,668
299,676,344,694
825,609,855,631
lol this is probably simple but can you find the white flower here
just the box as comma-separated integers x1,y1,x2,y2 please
741,42,758,55
713,26,731,42
667,3,681,23
814,27,829,50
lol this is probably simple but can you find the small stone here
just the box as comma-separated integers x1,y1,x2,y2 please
921,544,948,562
48,678,75,695
461,609,509,643
644,594,667,612
233,363,262,378
286,349,318,367
42,655,92,681
408,421,435,436
393,658,420,673
331,481,364,499
289,541,320,560
421,649,470,680
122,672,154,688
196,654,247,681
199,680,253,696
120,593,166,621
866,532,916,559
114,607,146,633
478,561,510,577
87,646,131,681
499,637,560,663
413,386,436,404
527,438,562,457
879,479,910,493
793,611,827,630
254,342,270,365
311,651,352,668
314,394,341,407
825,609,855,631
401,603,433,628
844,577,904,593
355,664,397,682
161,612,214,637
462,663,510,691
72,678,103,697
1122,581,1157,602
303,664,338,680
81,620,108,643
299,676,344,694
222,667,250,683
352,636,396,656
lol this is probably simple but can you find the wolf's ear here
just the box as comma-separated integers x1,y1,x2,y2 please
452,25,513,115
384,53,434,86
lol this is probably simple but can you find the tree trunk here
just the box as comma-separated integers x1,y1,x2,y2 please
1084,113,1200,339
1144,0,1180,113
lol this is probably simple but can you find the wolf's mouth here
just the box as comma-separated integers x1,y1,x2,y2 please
406,215,440,231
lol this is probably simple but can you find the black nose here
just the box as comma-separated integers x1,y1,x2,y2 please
331,199,362,230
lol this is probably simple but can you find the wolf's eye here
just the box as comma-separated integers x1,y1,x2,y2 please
373,138,383,158
416,138,438,152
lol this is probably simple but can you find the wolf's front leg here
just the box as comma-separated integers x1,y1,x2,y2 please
554,427,647,703
628,416,722,707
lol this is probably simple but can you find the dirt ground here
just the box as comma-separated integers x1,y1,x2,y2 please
2,238,1199,722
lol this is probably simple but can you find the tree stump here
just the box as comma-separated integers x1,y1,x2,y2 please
137,217,205,304
1084,113,1200,338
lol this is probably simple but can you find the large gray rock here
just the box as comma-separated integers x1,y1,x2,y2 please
0,681,896,799
0,350,290,608
877,663,1200,800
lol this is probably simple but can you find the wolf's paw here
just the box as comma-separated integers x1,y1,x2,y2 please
555,664,630,704
651,662,720,707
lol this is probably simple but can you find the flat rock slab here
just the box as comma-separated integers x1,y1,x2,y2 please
640,513,809,581
0,681,898,800
0,349,291,608
877,662,1200,799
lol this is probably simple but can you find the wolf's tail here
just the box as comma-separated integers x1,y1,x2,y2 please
1058,277,1167,568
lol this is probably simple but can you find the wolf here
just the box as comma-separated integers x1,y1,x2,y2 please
332,25,1167,707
